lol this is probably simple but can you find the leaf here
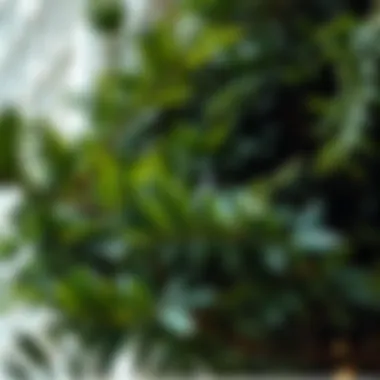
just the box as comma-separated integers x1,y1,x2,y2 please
186,25,242,68
0,108,22,184
88,0,124,33
154,177,192,232
91,145,121,210
316,14,358,62
293,227,342,254
38,122,74,189
129,148,167,188
140,22,185,79
315,139,350,174
201,123,230,152
138,193,174,234
159,306,196,337
212,193,238,230
205,76,257,125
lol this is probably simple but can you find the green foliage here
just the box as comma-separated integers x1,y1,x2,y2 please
88,0,125,34
0,108,23,184
5,0,380,374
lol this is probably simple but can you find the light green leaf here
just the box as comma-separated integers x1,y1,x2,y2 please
186,25,242,68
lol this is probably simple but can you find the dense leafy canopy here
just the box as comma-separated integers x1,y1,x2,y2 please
2,0,380,374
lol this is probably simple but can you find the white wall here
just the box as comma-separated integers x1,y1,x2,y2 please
0,0,101,139
0,0,154,140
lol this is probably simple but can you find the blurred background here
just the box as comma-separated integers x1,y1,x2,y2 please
0,0,380,378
